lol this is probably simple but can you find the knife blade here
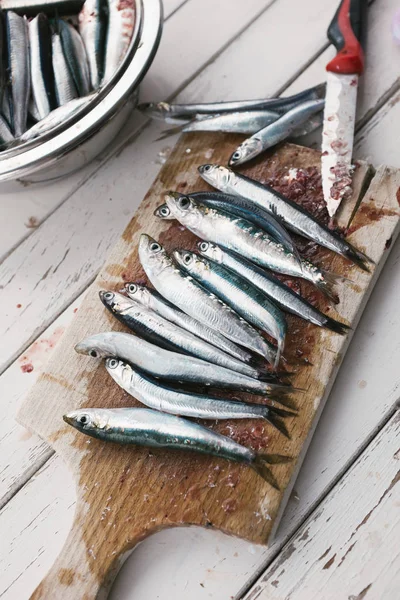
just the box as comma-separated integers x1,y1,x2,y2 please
321,0,368,218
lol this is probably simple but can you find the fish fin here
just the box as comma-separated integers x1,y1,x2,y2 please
155,125,184,141
270,389,298,411
274,336,286,370
252,453,292,489
343,241,374,272
324,316,351,335
314,269,341,304
265,413,290,438
268,406,297,419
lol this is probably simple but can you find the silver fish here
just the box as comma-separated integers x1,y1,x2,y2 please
139,234,277,362
58,20,91,96
198,242,349,335
99,290,283,385
138,83,326,119
123,282,264,373
78,0,107,89
1,87,12,127
29,14,56,120
75,332,295,400
0,114,14,144
64,407,292,488
52,32,78,106
103,0,136,84
19,95,92,142
174,250,287,368
75,332,291,400
28,95,41,122
106,358,292,437
156,190,300,264
198,164,372,272
229,99,325,167
164,194,339,302
6,12,30,136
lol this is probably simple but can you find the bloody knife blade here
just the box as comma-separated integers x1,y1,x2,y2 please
321,0,368,218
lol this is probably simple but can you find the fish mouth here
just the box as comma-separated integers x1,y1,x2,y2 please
139,233,154,254
63,414,74,426
74,342,86,355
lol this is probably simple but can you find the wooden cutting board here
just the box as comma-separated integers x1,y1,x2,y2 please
18,134,400,599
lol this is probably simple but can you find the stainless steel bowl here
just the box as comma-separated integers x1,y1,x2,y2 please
0,0,163,183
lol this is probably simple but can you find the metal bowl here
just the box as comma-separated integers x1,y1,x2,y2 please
0,0,163,183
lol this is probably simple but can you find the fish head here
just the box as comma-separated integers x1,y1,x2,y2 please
197,240,224,263
173,249,209,278
105,357,133,387
63,408,107,434
124,282,150,306
198,164,234,190
74,333,118,359
154,203,173,219
99,290,134,314
139,234,171,277
137,101,171,119
228,138,263,167
164,191,201,228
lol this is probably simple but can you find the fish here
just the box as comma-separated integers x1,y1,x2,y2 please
122,282,269,374
156,109,281,140
75,332,295,401
1,87,12,126
52,31,78,106
28,95,41,122
229,99,325,167
99,290,284,385
137,82,326,119
0,8,5,107
103,0,136,84
29,14,56,120
19,95,92,142
164,193,340,302
106,358,292,437
63,407,292,488
155,190,300,263
78,0,107,89
6,11,30,136
197,242,350,335
0,114,14,144
139,234,278,363
198,164,372,272
174,249,287,368
58,20,91,96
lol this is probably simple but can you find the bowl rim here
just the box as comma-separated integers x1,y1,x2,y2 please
0,0,163,181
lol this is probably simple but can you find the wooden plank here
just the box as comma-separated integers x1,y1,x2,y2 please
15,138,399,597
244,411,400,600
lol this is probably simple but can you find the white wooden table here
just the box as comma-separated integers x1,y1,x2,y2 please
1,1,399,598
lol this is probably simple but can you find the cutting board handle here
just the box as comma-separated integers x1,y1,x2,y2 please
29,499,155,599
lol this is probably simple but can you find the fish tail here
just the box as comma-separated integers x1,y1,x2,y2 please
314,269,341,304
268,405,297,419
155,124,184,141
344,241,374,272
269,388,298,410
252,453,292,489
324,315,351,335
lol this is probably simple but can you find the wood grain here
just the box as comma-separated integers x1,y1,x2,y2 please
15,135,400,598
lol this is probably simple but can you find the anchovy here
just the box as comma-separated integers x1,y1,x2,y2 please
198,164,372,271
75,332,291,399
6,11,30,136
64,407,292,488
0,8,4,107
19,95,92,142
229,99,325,167
75,332,295,402
106,358,292,437
174,250,287,368
137,83,326,119
58,20,91,96
52,32,78,106
123,281,260,370
164,194,340,302
99,290,282,382
1,87,12,127
28,95,41,122
29,14,56,120
0,114,13,144
139,234,277,362
78,0,107,89
198,242,349,334
156,190,300,263
103,0,136,84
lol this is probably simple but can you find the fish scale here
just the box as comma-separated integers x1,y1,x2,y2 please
6,11,30,136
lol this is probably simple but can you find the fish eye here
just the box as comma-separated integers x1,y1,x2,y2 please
183,253,192,265
203,165,212,172
128,283,137,294
104,292,114,301
232,151,241,160
178,197,190,209
89,350,98,358
108,358,119,369
150,242,161,252
199,241,209,252
160,206,169,216
79,414,89,425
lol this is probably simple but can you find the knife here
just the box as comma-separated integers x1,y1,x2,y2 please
321,0,368,218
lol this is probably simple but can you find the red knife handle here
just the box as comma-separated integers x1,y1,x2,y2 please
326,0,367,75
